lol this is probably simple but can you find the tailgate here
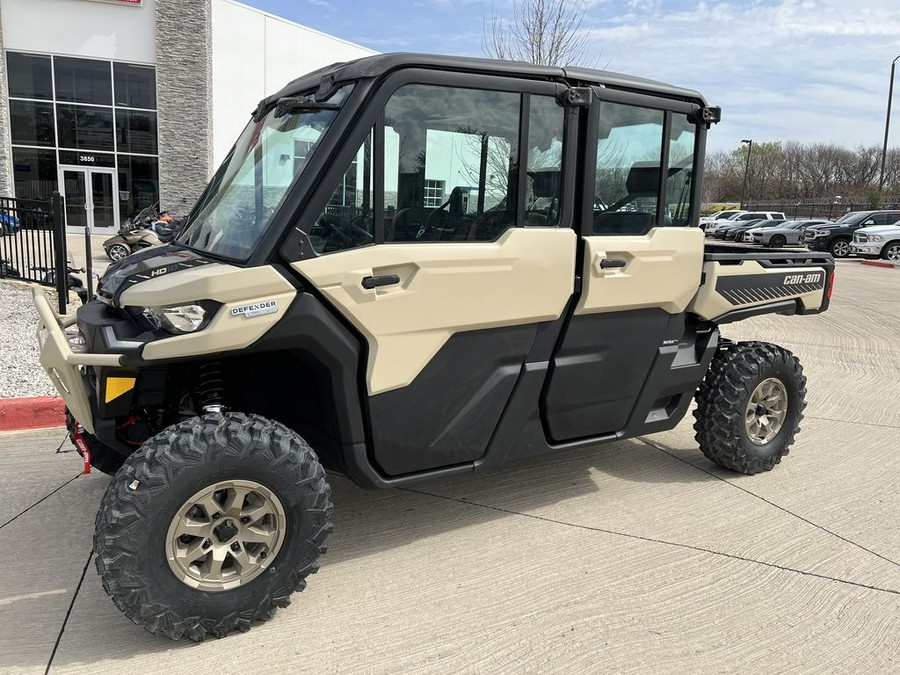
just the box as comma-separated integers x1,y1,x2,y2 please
689,249,834,324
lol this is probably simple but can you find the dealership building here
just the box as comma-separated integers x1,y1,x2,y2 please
0,0,375,231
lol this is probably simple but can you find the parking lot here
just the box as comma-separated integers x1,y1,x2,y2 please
1,259,899,674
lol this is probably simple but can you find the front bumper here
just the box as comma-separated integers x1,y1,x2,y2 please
34,289,122,434
805,238,828,251
850,243,881,257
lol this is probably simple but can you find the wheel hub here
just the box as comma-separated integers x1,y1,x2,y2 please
165,479,287,592
745,378,788,446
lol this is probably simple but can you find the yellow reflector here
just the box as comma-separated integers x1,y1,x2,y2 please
105,376,136,403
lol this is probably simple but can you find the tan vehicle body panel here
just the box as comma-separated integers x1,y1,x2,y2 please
689,260,827,320
577,228,705,315
292,228,577,395
119,265,298,361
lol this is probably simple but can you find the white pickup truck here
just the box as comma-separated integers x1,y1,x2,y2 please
850,221,900,261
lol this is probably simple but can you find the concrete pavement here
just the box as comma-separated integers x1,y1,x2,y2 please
1,261,899,674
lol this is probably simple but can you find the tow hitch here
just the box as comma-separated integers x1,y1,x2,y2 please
71,423,92,475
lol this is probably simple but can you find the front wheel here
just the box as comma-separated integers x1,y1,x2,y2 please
94,413,332,641
769,234,786,248
881,242,900,261
106,242,131,261
693,342,806,475
829,238,851,258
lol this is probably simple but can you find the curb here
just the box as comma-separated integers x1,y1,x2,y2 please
861,260,900,269
0,397,65,432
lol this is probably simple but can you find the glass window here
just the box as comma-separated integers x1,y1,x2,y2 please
525,95,564,226
177,85,353,261
423,180,445,208
666,113,696,227
56,104,115,151
6,52,53,100
54,57,112,105
11,147,58,201
114,63,156,109
383,84,520,243
593,101,665,235
309,129,374,254
9,100,56,146
117,155,160,221
116,109,158,154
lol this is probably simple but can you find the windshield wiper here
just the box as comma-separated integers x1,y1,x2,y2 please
273,96,340,118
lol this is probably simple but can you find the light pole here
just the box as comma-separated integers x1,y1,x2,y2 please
739,139,753,209
879,54,900,190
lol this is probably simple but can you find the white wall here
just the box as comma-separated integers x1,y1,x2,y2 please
211,0,375,167
0,0,156,63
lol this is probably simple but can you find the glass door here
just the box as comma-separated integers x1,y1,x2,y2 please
62,169,88,228
59,167,119,231
90,172,117,230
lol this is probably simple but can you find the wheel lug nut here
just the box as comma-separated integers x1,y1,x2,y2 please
211,513,221,520
203,539,211,548
231,542,241,552
240,516,250,524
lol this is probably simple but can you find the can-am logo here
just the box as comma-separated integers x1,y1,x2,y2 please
231,301,278,318
783,273,823,285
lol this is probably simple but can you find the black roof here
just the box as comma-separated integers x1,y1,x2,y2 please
260,52,707,112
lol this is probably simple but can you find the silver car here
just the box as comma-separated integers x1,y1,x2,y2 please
748,219,831,247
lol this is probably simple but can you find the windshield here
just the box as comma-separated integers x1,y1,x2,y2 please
832,211,868,225
177,85,353,260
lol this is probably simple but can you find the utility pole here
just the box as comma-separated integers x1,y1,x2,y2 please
879,55,900,190
739,139,753,210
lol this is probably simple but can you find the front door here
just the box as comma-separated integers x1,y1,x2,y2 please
291,74,577,476
60,167,119,232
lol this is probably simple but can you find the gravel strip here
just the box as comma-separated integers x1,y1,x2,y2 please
0,281,57,399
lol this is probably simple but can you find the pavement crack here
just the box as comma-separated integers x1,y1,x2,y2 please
804,414,900,431
636,436,900,571
44,549,93,675
0,474,82,531
400,487,900,598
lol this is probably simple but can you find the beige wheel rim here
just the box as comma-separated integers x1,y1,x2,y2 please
165,479,287,592
744,377,788,446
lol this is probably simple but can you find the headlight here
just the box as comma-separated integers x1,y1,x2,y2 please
143,303,209,334
869,235,884,242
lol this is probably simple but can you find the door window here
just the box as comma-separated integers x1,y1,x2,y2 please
666,113,696,227
383,84,520,243
592,101,665,235
525,95,565,227
63,170,87,228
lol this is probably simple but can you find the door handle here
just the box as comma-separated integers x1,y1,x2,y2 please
361,274,400,289
599,258,627,269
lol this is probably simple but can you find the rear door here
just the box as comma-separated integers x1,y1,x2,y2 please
541,89,705,441
292,71,577,475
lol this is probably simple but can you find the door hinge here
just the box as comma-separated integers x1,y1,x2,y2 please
560,86,592,108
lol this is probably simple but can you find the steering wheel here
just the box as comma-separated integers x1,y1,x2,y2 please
316,213,373,250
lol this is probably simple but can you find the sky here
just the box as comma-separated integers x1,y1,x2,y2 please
240,0,900,154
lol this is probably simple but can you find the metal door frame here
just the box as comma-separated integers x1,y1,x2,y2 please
58,165,120,233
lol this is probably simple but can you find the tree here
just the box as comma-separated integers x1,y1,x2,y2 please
483,0,592,67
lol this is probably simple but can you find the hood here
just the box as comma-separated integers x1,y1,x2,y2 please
856,224,900,236
97,245,215,306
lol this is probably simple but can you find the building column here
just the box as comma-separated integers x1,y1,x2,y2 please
0,2,14,197
155,0,213,214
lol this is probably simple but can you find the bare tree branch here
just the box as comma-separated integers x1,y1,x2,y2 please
483,0,593,67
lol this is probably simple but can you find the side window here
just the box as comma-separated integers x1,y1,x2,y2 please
593,101,665,235
666,113,696,227
525,95,565,226
384,84,520,242
308,128,374,254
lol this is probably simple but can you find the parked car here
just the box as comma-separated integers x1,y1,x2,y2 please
748,219,831,247
707,211,786,236
700,209,745,230
850,221,900,261
724,219,787,241
0,212,20,236
804,210,900,258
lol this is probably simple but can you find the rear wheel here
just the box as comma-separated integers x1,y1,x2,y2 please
881,242,900,261
769,234,786,248
693,341,806,474
829,238,851,258
94,413,332,641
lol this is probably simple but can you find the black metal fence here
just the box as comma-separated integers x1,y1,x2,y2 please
743,201,876,220
0,193,69,313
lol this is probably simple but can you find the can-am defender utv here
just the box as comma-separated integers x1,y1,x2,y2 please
34,53,834,640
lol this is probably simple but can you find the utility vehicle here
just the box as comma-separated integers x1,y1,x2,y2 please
35,53,835,641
